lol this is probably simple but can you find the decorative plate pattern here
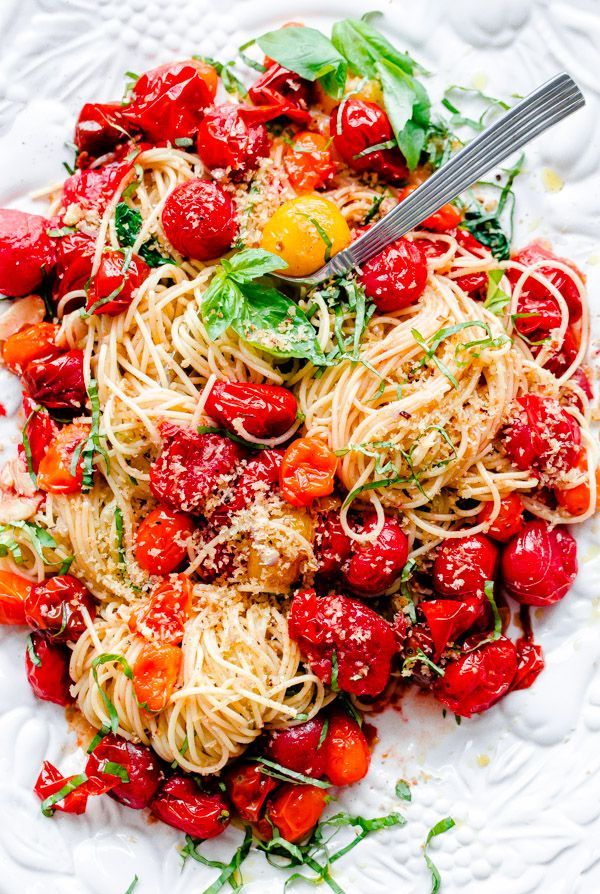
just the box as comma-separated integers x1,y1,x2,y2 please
0,1,599,892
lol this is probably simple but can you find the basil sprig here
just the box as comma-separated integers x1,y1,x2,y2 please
256,26,347,99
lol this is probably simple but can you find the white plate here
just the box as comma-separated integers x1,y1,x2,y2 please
0,1,599,892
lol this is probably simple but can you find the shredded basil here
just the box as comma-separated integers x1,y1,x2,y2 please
330,649,340,691
26,634,41,667
257,757,332,789
424,817,455,894
182,826,252,894
362,191,387,224
0,520,72,573
483,269,511,315
47,225,76,238
123,876,139,894
403,648,445,678
87,723,111,754
40,772,88,817
21,407,40,485
195,56,248,98
115,202,173,267
395,779,411,801
91,653,134,734
69,379,110,491
99,760,130,783
197,425,266,451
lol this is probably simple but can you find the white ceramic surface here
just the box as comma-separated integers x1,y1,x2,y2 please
0,1,599,892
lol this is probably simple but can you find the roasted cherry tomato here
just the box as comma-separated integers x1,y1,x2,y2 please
343,513,409,596
151,776,230,838
265,783,327,843
51,231,96,303
265,716,328,778
25,632,72,705
509,240,583,325
433,534,498,598
501,520,577,606
62,158,134,216
419,596,484,661
85,733,164,808
196,104,270,176
323,711,370,786
502,394,581,478
476,494,525,542
0,209,56,296
433,636,518,717
2,322,63,374
34,761,90,815
284,131,336,192
133,574,193,644
331,99,408,182
544,324,580,378
556,468,598,516
86,250,149,316
24,574,95,641
289,589,397,697
205,381,298,439
453,271,489,301
133,640,181,712
150,427,244,514
246,63,311,125
212,448,284,524
279,438,338,508
314,511,353,579
74,102,133,164
122,60,217,143
135,507,195,575
0,570,31,625
399,186,462,232
359,237,428,313
36,423,88,494
510,638,545,692
223,761,278,823
20,397,58,474
161,179,237,261
21,349,87,410
261,195,351,277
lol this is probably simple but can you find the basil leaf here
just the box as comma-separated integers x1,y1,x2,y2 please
256,26,347,98
91,653,133,734
331,17,420,79
123,876,139,894
395,779,412,801
376,59,430,169
115,202,172,268
424,817,455,894
483,269,511,315
201,274,241,340
257,757,332,789
100,760,130,782
224,248,287,282
27,634,41,667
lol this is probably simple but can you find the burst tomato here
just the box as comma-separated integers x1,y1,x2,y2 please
419,596,484,661
331,99,408,182
86,250,149,316
196,104,270,176
0,570,31,625
509,240,583,324
279,438,337,508
85,733,164,808
323,711,370,786
51,231,96,303
433,534,498,598
74,102,133,163
314,510,353,579
510,638,545,691
135,507,195,575
212,449,284,524
0,209,56,296
132,574,193,644
476,494,525,542
555,461,600,516
359,237,428,313
453,271,489,300
2,322,63,374
25,632,72,705
265,783,327,843
265,717,328,778
224,761,278,823
501,520,577,606
161,179,237,261
34,761,89,815
204,381,298,439
151,776,230,838
399,186,462,232
62,159,134,216
502,394,581,477
433,637,518,717
21,349,87,410
246,64,311,125
343,514,409,596
284,131,336,192
133,640,181,712
36,423,88,494
24,573,95,641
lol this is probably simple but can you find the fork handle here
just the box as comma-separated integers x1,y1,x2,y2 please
329,72,584,275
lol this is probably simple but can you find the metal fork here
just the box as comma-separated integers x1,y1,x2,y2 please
273,72,584,288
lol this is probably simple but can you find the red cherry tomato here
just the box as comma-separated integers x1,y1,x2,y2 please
135,507,194,575
433,636,518,717
212,449,284,525
265,783,327,843
419,596,484,661
36,423,87,494
25,632,72,705
62,159,134,216
86,250,149,316
501,520,577,606
224,761,278,823
279,438,338,508
21,349,87,410
85,733,164,808
265,717,328,778
151,776,230,838
323,711,370,786
34,761,90,815
359,238,428,313
544,325,580,378
24,574,95,641
0,209,56,297
453,271,489,301
20,396,58,474
433,534,498,598
150,427,244,514
509,240,583,324
455,229,489,255
205,381,298,439
502,394,581,477
476,494,525,542
284,131,336,192
161,179,237,261
510,638,545,691
51,231,96,303
399,186,462,232
330,99,408,182
132,574,193,644
314,511,352,579
2,322,63,374
0,570,31,625
555,459,600,516
289,589,397,697
246,64,311,125
343,514,409,596
122,60,217,143
133,640,181,712
74,102,133,163
196,103,270,176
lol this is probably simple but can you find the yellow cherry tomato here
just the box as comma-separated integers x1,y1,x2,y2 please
261,195,351,277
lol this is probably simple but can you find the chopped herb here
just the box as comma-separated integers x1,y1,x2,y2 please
41,773,88,817
299,213,333,263
26,634,41,667
0,520,72,572
179,735,189,756
238,38,268,73
70,379,110,491
87,723,111,754
196,425,267,450
115,201,172,267
338,693,363,727
330,649,340,691
174,137,194,148
423,817,455,894
403,648,445,677
353,139,396,159
257,757,332,789
63,160,75,176
317,719,330,749
114,506,127,572
483,269,511,314
47,225,76,238
91,653,134,734
362,191,386,225
123,876,139,894
463,153,524,260
99,760,130,782
182,826,252,893
196,55,248,97
395,779,411,801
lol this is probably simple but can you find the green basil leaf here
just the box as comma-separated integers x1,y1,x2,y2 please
26,634,42,667
257,757,332,789
201,274,242,340
40,773,88,817
395,779,412,801
331,17,421,79
424,817,455,894
376,59,430,170
123,876,139,894
256,26,347,98
225,248,287,282
115,202,172,268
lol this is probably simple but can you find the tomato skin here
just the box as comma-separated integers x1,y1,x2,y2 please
135,508,194,575
150,428,245,514
501,520,577,606
453,271,489,300
510,638,545,692
123,60,216,143
212,449,284,524
25,632,72,705
224,761,278,823
196,103,270,176
502,394,581,477
205,381,298,439
433,636,518,717
246,64,311,125
314,511,352,579
359,238,428,313
151,776,230,838
433,534,498,598
86,250,149,316
331,99,408,182
544,325,580,378
419,596,484,661
399,187,462,232
34,761,89,815
51,231,96,303
265,717,328,778
85,733,164,808
2,322,63,374
133,574,193,644
62,159,134,216
289,589,397,697
21,349,87,410
0,570,31,625
74,102,133,163
343,514,409,596
555,463,599,516
279,438,338,508
24,574,96,641
36,423,87,494
0,209,56,297
284,131,336,192
323,712,370,786
161,179,237,261
477,494,525,542
509,240,583,324
266,783,327,843
133,640,181,712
